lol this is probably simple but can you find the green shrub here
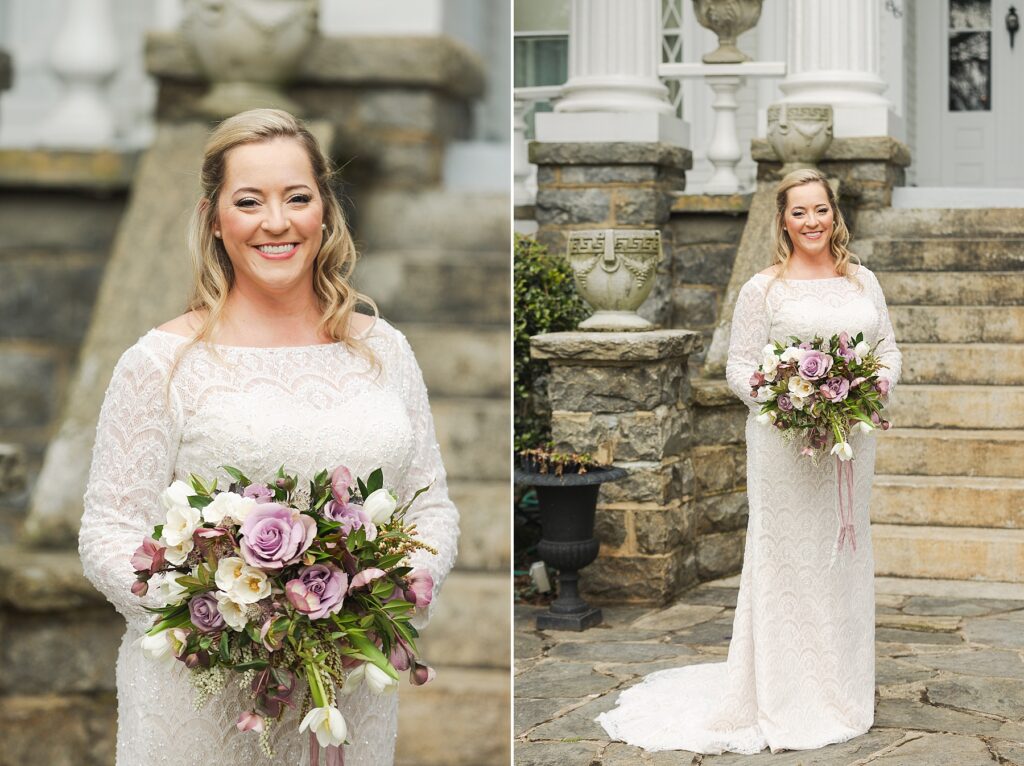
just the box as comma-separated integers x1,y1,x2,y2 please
514,235,589,451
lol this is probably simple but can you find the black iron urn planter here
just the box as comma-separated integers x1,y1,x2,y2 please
514,460,627,631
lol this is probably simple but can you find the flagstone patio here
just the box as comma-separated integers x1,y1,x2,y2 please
515,576,1024,766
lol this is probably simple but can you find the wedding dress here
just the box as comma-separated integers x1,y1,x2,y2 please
79,319,459,766
598,267,901,754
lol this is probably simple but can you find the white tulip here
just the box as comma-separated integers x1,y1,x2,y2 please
151,572,188,606
854,420,875,435
364,663,399,695
762,344,775,357
830,441,854,461
362,489,398,524
753,386,771,403
338,664,364,695
755,412,773,426
788,376,815,398
780,346,807,364
299,706,347,748
140,631,174,663
215,556,246,592
162,505,202,547
163,538,194,566
228,566,271,604
215,591,249,632
160,480,195,512
854,340,871,361
202,492,256,525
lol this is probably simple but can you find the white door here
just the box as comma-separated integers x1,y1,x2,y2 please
915,0,1024,187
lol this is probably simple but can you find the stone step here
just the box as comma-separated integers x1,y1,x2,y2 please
888,385,1024,429
448,480,510,571
359,190,509,251
404,323,510,398
876,271,1024,306
871,475,1024,527
900,343,1024,385
890,305,1024,343
857,238,1024,271
418,571,510,668
433,397,509,481
876,428,1024,478
855,208,1024,240
872,524,1024,582
357,249,508,325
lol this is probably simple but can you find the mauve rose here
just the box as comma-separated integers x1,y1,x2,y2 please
777,394,794,412
240,503,317,570
189,592,226,633
330,465,353,504
295,564,348,620
242,484,274,503
819,376,851,402
798,350,833,380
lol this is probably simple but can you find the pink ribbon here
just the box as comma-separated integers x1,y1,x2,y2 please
309,732,345,766
835,455,857,554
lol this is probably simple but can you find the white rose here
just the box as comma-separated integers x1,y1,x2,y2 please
788,376,815,398
163,537,194,566
753,386,771,403
761,353,780,377
228,566,271,604
215,591,249,632
762,344,775,357
160,480,194,512
162,504,202,547
780,346,807,364
203,492,257,525
363,489,398,524
830,441,854,461
151,572,189,606
215,556,247,592
790,395,806,411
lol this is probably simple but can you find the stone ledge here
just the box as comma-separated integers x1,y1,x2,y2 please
0,545,106,611
0,150,137,191
145,32,486,101
692,378,743,407
529,141,693,170
531,330,703,362
751,136,912,166
671,192,753,214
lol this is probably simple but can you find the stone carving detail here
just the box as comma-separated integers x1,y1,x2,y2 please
181,0,318,117
767,103,834,173
692,0,764,64
567,229,662,331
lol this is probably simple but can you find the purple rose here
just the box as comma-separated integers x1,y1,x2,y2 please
242,483,274,504
330,465,353,504
239,503,316,570
189,592,225,633
819,376,851,403
777,394,794,412
323,500,377,541
798,350,834,381
287,564,348,620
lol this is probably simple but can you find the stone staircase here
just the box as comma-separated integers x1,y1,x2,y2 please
354,189,511,764
854,207,1024,583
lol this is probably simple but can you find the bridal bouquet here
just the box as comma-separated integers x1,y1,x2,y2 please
749,331,892,462
131,464,437,758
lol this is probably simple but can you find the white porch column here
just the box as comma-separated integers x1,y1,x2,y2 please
779,0,901,138
535,0,688,146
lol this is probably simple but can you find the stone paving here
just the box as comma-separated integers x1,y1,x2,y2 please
515,576,1024,766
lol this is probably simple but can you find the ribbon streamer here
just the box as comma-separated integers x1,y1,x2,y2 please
835,455,857,555
309,732,345,766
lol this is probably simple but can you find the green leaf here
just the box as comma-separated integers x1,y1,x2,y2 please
356,477,369,499
232,659,269,672
188,494,213,509
347,633,400,681
220,465,251,486
218,632,230,662
152,524,164,539
365,468,384,494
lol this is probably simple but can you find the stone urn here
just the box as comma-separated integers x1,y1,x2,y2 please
566,229,662,331
692,0,764,63
181,0,318,117
767,103,834,174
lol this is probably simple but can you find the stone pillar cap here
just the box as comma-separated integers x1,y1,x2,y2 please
531,330,703,362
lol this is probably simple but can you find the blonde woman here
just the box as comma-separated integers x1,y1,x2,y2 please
599,169,901,754
79,109,459,765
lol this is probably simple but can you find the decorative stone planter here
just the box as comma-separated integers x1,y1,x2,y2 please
566,229,663,331
181,0,318,117
692,0,764,64
514,463,627,631
767,103,834,174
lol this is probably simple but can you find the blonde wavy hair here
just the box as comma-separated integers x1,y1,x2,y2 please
770,168,858,282
175,108,377,368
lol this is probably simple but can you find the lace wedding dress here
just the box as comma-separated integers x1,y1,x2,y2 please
598,267,901,754
79,319,459,766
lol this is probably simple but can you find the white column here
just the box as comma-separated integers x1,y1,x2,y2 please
779,0,902,138
535,0,689,146
42,0,119,147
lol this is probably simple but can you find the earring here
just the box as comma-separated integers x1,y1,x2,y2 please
214,230,221,238
321,223,327,231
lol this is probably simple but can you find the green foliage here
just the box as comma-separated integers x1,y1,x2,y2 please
514,235,589,451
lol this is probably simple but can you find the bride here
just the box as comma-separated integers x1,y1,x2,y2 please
78,109,459,765
598,169,901,754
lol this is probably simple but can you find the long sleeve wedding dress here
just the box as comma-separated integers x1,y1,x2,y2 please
598,266,901,754
79,319,459,765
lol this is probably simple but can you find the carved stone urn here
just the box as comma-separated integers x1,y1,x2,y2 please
566,229,662,331
181,0,318,117
692,0,764,63
767,103,834,174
